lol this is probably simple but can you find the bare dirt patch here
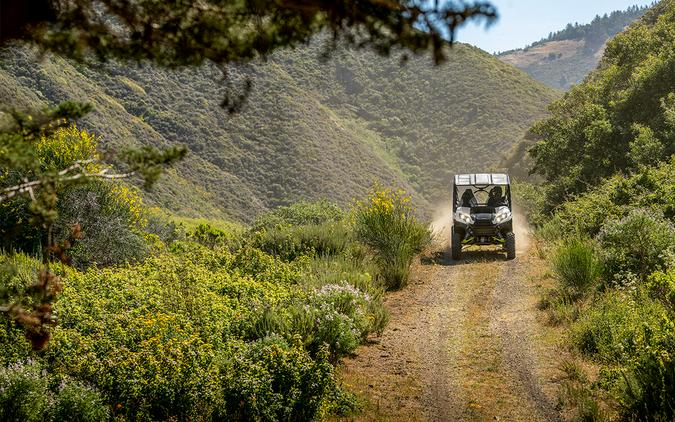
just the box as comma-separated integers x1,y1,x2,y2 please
339,220,565,421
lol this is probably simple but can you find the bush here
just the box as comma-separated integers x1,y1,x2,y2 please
220,336,335,421
250,222,351,261
0,361,50,422
51,380,109,422
536,159,675,240
647,269,675,313
303,255,388,335
552,238,602,300
354,187,430,290
598,208,675,282
250,281,382,361
57,182,149,268
620,321,675,421
571,291,668,363
251,200,345,232
0,361,109,422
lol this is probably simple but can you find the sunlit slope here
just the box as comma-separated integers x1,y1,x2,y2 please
0,41,556,219
498,5,647,90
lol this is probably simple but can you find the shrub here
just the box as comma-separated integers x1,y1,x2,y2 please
353,187,430,290
0,361,50,422
620,320,675,421
552,238,602,300
220,336,335,421
189,221,244,249
58,182,149,268
51,380,109,422
305,283,373,359
250,281,382,362
598,208,675,282
647,269,675,313
251,200,345,232
250,222,351,261
0,361,109,422
571,291,668,363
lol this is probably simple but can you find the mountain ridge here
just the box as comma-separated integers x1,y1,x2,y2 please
497,5,649,90
0,40,557,220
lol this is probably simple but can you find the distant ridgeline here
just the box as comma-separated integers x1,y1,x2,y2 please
498,4,650,90
0,39,556,221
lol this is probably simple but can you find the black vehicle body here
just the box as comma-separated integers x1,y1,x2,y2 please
451,173,516,260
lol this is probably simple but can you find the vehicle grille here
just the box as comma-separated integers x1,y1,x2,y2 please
471,216,496,236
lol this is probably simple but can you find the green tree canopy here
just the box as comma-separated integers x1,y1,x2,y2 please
528,0,674,210
1,0,496,67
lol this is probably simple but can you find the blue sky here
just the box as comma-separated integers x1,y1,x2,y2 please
455,0,655,53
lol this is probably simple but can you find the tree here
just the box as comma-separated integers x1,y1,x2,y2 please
1,0,496,65
528,0,674,211
0,1,496,347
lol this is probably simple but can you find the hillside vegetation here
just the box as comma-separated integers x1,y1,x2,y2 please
0,41,556,221
526,1,675,419
498,5,648,90
0,124,430,420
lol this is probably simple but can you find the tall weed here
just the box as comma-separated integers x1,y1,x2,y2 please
552,238,602,300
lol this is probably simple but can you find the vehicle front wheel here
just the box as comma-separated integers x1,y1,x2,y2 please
451,228,462,261
505,232,516,260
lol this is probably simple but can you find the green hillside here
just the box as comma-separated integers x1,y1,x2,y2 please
498,5,648,90
0,41,556,221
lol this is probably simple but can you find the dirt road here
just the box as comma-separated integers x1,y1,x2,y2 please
340,218,564,421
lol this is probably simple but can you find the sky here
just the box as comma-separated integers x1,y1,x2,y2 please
455,0,655,53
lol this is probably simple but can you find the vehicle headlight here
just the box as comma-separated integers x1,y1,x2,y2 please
454,211,473,224
493,209,512,224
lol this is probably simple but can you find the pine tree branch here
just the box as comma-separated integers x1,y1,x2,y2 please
0,160,136,203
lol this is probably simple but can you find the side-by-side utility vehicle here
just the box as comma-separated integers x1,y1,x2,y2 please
451,173,515,260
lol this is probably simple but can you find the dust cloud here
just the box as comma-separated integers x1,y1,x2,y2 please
511,206,531,253
428,203,532,252
429,202,454,246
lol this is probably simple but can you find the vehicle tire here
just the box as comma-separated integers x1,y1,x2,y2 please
451,228,462,261
505,232,516,260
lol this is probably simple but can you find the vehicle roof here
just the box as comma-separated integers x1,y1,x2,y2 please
454,173,510,186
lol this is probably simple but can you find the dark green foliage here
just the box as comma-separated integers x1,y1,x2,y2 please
532,4,675,420
2,0,496,70
571,291,668,363
598,209,675,282
527,0,674,208
539,158,675,239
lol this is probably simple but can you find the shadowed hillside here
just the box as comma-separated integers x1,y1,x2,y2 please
0,41,556,220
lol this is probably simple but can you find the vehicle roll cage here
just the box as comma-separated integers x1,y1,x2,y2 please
452,173,512,213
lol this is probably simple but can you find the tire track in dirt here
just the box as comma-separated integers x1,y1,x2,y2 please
340,233,562,421
490,258,561,422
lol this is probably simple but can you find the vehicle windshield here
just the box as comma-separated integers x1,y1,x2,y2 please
457,185,509,208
